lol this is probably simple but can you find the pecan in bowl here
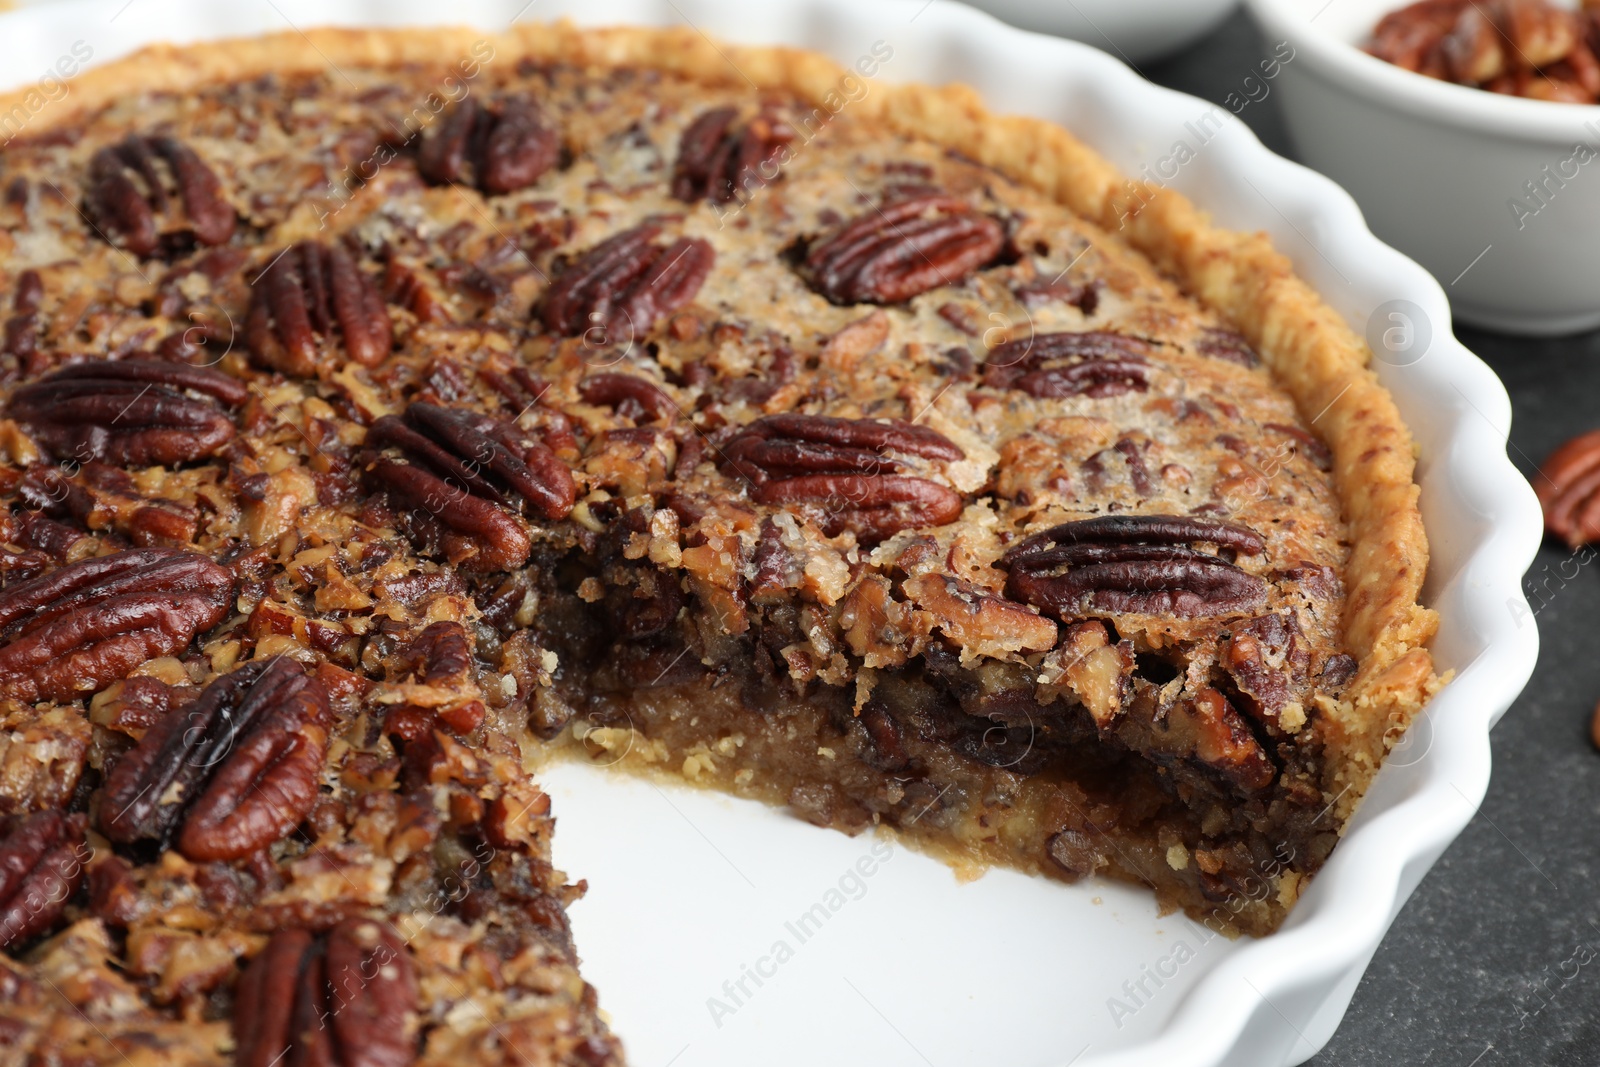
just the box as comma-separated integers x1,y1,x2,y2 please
1367,0,1600,102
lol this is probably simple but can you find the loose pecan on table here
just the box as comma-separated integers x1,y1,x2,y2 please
1536,428,1600,547
84,133,236,257
721,413,965,543
417,93,560,194
6,357,246,466
100,656,329,861
1368,0,1600,102
0,810,87,951
983,331,1153,399
801,192,1005,305
540,223,714,342
234,917,418,1067
245,241,392,376
999,514,1268,618
0,548,233,703
364,401,577,571
673,106,796,203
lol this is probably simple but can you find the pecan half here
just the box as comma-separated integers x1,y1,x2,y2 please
85,133,236,258
245,241,392,376
365,402,577,571
7,357,246,466
234,917,418,1067
579,372,679,424
100,656,330,861
983,331,1152,399
540,223,714,342
1537,428,1600,547
1368,0,1470,74
1000,514,1268,618
722,413,965,543
0,548,233,703
801,192,1004,305
4,269,43,372
672,107,795,203
0,811,87,950
1195,327,1260,367
417,93,560,194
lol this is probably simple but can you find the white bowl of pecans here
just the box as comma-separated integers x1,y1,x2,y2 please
1247,0,1600,335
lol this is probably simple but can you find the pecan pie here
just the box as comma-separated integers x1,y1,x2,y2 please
0,22,1439,1064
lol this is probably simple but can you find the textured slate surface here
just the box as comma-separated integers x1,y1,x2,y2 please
1138,10,1596,1066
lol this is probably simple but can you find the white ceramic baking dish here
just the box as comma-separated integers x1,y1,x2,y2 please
1247,0,1600,336
0,1,1542,1064
960,0,1238,63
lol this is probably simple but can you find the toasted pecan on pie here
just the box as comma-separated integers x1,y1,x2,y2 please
0,22,1438,1066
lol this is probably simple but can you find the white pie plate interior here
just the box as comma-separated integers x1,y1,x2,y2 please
0,1,1543,1065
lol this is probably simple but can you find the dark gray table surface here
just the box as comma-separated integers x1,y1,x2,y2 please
1137,10,1599,1067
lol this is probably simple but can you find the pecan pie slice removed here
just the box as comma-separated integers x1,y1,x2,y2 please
0,19,1439,1067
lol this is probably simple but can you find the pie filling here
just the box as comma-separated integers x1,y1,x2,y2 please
0,28,1430,1065
524,527,1341,937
